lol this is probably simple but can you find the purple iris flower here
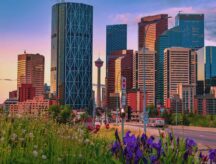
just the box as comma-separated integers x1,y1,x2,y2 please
209,149,216,162
147,136,155,147
134,147,143,164
176,137,179,146
186,138,197,148
150,155,157,163
111,141,121,154
169,132,173,141
183,150,189,160
141,133,148,143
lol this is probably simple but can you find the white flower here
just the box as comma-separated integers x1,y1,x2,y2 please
42,155,47,160
0,137,4,141
33,150,38,157
79,154,82,158
34,145,38,149
57,157,62,162
84,139,90,144
11,133,17,141
22,129,26,134
29,132,34,138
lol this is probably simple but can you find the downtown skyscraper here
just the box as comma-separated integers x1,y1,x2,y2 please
156,13,204,104
17,52,44,101
138,14,168,51
51,2,93,111
163,47,197,108
197,46,216,94
106,24,127,70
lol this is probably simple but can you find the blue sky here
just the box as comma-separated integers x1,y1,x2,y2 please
0,0,216,103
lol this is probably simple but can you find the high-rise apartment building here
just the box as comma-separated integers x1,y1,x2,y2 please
163,47,197,107
137,49,156,106
106,24,127,69
138,14,168,51
197,46,216,94
51,2,93,111
17,53,44,97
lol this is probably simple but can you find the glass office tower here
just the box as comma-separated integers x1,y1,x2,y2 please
175,13,204,49
51,2,93,111
197,46,216,94
156,13,204,104
156,26,182,104
106,24,127,70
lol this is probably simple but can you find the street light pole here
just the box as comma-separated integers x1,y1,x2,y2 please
176,98,178,126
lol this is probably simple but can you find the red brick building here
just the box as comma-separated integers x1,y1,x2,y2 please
18,84,35,102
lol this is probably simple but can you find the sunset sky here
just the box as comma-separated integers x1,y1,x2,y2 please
0,0,216,103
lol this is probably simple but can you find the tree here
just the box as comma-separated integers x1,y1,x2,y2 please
148,105,158,118
59,105,71,123
161,110,172,125
48,105,60,119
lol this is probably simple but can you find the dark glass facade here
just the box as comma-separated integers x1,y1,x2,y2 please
197,46,216,94
106,24,127,70
51,2,93,111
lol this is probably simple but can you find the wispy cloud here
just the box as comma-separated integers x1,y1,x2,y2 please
0,79,16,81
109,5,216,45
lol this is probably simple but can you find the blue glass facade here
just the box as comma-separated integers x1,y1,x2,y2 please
156,13,204,104
106,24,127,69
156,26,182,104
197,46,216,94
51,2,93,111
175,13,204,49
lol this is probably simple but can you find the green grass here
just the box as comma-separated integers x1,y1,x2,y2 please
0,116,117,164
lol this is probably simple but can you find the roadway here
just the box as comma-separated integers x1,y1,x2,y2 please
124,122,216,149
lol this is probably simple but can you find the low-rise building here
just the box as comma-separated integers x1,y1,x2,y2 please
9,96,56,117
194,93,216,115
3,98,18,112
127,89,147,113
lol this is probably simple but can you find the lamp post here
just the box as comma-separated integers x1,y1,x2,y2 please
175,97,178,126
120,108,125,140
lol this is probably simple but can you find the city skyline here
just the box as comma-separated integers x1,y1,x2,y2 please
1,0,216,103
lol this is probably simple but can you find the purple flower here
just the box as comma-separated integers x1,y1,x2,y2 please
147,136,155,147
184,150,189,160
169,132,173,141
141,133,147,143
134,147,143,164
209,149,216,162
186,138,197,148
111,141,121,154
150,155,157,163
176,137,179,146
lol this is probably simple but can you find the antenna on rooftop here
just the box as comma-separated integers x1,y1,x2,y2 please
178,10,182,14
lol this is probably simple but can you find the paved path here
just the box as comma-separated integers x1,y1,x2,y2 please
123,122,216,149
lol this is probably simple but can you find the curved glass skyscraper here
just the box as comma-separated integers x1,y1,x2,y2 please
51,2,93,111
